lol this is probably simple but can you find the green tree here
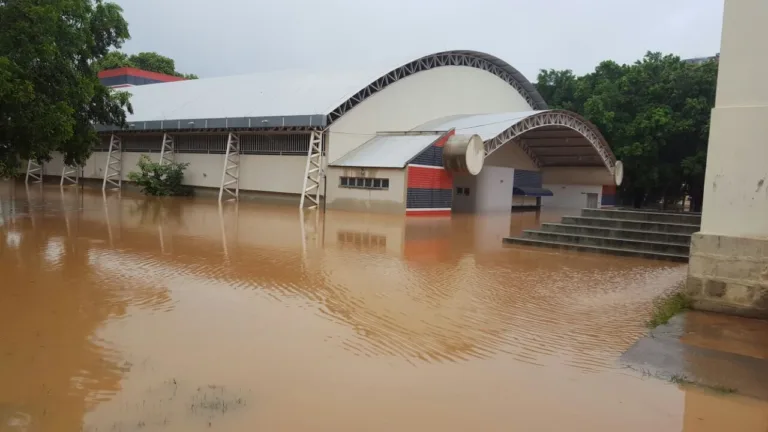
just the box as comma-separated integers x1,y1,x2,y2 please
96,50,132,70
536,52,717,211
0,0,133,178
96,50,198,79
129,51,176,75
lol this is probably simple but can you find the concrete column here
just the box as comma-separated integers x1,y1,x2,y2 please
686,0,768,317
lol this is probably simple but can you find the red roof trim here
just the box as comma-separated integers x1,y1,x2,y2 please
98,67,185,82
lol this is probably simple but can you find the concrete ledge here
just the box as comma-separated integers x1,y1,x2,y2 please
687,233,768,319
503,237,690,262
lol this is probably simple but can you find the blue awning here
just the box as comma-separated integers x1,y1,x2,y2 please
513,186,553,197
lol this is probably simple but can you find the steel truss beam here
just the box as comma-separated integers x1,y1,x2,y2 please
484,110,616,174
111,126,323,135
218,133,240,201
299,131,324,209
25,160,43,184
102,134,123,190
159,133,175,165
327,52,544,124
60,165,80,186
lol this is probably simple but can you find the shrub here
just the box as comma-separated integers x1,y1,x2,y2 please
128,155,190,196
647,291,692,329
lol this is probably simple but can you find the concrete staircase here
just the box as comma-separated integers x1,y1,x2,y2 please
503,208,701,262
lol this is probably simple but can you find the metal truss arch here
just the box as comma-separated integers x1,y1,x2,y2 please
326,50,548,124
484,110,616,174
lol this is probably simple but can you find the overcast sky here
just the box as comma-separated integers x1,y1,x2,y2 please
115,0,724,80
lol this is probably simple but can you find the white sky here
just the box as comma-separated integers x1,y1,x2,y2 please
114,0,724,80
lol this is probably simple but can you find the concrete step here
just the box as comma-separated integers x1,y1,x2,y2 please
616,207,702,216
521,231,691,255
502,237,690,262
540,223,692,245
581,208,702,225
561,216,700,234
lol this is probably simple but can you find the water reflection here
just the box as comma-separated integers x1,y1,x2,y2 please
0,185,171,431
2,183,760,431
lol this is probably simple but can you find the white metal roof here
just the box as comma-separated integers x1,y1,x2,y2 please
101,50,547,132
411,110,616,171
120,66,386,122
329,134,443,168
412,111,542,140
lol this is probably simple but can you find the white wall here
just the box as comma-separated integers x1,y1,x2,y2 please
699,0,768,236
475,166,515,213
542,184,602,210
484,143,538,170
41,151,308,194
325,167,406,214
327,66,534,163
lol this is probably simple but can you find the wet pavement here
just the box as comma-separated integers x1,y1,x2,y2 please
0,182,766,431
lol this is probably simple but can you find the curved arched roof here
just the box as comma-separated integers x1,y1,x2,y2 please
98,50,546,133
328,110,616,174
417,110,617,173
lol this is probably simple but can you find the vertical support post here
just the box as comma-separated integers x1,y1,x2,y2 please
60,165,80,186
25,159,43,184
685,0,768,318
102,134,122,191
300,131,324,209
159,133,175,165
218,133,240,201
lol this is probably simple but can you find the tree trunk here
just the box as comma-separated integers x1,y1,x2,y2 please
689,183,704,212
632,189,644,208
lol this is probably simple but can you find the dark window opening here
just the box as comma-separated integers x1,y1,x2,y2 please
340,176,390,190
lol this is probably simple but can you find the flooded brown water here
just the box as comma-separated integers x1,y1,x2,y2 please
1,183,766,431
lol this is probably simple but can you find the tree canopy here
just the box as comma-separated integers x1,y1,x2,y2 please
0,0,133,177
96,50,198,79
536,52,718,210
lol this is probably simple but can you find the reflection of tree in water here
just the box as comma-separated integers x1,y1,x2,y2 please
0,191,172,431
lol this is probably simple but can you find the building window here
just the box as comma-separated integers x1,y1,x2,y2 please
340,177,389,190
456,187,470,196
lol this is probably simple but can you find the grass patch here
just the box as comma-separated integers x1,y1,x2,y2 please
647,292,692,329
669,374,737,395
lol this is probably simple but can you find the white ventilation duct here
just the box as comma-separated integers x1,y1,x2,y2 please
442,134,485,175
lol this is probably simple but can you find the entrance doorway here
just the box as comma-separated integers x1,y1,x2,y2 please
586,193,599,209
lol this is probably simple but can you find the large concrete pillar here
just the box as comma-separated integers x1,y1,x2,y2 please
686,0,768,317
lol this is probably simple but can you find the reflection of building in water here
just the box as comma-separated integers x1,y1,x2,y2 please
37,187,683,370
337,231,387,252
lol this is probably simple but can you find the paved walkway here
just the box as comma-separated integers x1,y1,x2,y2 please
622,310,768,400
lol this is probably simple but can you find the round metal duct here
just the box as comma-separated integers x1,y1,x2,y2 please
614,160,624,186
442,134,485,175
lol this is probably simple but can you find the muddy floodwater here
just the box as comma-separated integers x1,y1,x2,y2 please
1,183,767,431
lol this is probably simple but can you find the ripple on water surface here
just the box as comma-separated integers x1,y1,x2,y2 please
1,186,708,432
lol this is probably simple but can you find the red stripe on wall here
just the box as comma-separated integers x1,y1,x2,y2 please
602,184,617,195
432,129,456,148
98,67,186,82
407,166,452,189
